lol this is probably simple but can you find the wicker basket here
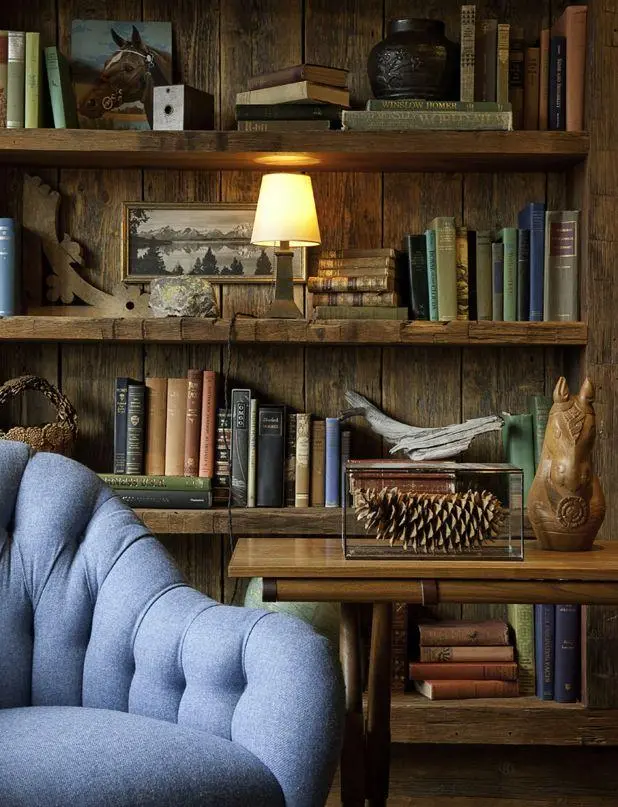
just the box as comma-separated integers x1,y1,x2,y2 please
0,375,78,456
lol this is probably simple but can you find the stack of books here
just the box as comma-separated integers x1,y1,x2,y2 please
309,248,406,320
410,619,520,700
502,393,552,504
235,63,349,132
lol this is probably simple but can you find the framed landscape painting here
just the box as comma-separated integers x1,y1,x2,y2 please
122,203,307,283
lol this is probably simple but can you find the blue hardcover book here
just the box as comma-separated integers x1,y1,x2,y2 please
491,242,504,321
404,233,429,320
554,604,581,703
518,203,546,321
549,36,566,131
0,218,17,316
517,228,530,321
535,604,555,700
325,417,341,508
113,377,134,474
425,229,439,321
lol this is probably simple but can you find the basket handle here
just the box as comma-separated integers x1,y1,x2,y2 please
0,375,78,437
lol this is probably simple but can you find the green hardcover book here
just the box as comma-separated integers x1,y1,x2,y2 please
507,603,535,695
430,217,457,322
313,305,408,320
24,31,40,128
7,31,25,129
528,394,552,470
99,473,212,491
456,226,469,320
475,230,492,320
44,46,78,128
543,210,580,321
425,229,439,321
365,99,512,112
497,227,518,321
0,31,8,128
491,242,504,321
502,412,535,504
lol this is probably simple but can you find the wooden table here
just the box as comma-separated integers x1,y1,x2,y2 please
228,538,618,807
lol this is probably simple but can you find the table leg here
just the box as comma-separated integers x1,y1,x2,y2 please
339,602,365,807
366,602,392,807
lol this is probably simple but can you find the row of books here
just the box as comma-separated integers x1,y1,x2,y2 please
503,394,552,504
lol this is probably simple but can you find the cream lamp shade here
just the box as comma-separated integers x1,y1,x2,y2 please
251,173,321,247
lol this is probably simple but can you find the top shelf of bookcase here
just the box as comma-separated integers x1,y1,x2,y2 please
0,129,589,172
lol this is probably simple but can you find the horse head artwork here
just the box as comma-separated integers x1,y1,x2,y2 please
77,25,171,128
528,376,605,551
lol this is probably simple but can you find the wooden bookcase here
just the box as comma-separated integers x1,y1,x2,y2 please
1,0,617,802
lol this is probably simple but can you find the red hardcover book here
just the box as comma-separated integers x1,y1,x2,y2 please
183,369,203,477
419,646,515,663
415,679,520,700
409,661,518,681
198,371,217,479
418,620,510,647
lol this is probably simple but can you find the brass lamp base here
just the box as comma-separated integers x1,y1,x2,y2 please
267,242,303,319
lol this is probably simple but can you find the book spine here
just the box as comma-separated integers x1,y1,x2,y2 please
164,378,188,477
311,292,397,307
475,230,492,320
238,118,332,132
231,389,251,507
247,398,258,507
113,377,130,474
115,489,212,509
310,419,326,506
496,24,510,104
101,473,211,491
460,5,476,103
319,257,395,270
340,428,351,507
321,248,397,260
183,369,203,477
467,231,477,320
539,29,550,130
420,645,515,663
235,103,342,121
0,32,8,128
507,603,535,695
455,226,469,320
285,412,297,506
535,604,555,699
416,679,519,700
24,31,39,129
502,412,535,504
431,217,457,322
125,383,146,475
198,371,217,478
517,228,530,321
295,413,311,507
491,242,504,321
0,218,17,316
44,47,65,128
308,275,393,293
508,29,525,129
500,227,518,322
256,405,286,508
524,46,540,130
419,621,510,647
554,604,581,702
522,203,546,321
405,234,430,320
529,394,552,469
342,109,512,131
367,99,511,111
314,306,408,321
564,6,587,132
214,409,232,491
481,19,498,102
425,229,439,321
549,36,566,131
325,418,341,508
144,377,167,476
409,661,518,681
7,31,24,129
392,602,408,691
351,475,455,501
543,210,579,322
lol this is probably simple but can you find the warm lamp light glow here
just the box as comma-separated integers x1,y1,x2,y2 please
251,173,321,247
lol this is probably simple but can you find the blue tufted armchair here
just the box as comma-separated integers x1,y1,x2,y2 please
0,441,345,807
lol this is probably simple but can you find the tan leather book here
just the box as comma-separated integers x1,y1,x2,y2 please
164,378,188,476
496,24,510,105
539,29,550,130
144,377,167,476
419,645,515,662
183,369,203,477
414,679,519,700
198,371,217,478
553,5,587,131
310,419,326,507
524,46,540,130
295,414,311,507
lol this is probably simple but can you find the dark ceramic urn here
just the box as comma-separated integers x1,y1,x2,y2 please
367,18,458,100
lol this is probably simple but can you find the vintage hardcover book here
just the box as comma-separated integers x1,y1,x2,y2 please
409,661,518,681
340,428,351,506
350,472,456,503
235,102,342,121
497,227,517,322
44,46,78,128
518,202,546,321
321,248,397,259
496,24,510,104
475,230,492,320
115,489,212,509
415,679,519,700
392,602,409,691
460,5,476,103
317,266,395,279
425,228,439,321
311,292,398,307
325,417,341,508
455,226,469,320
553,5,587,131
113,377,132,474
476,19,498,102
308,275,394,293
341,109,512,131
502,412,535,503
7,31,25,129
524,46,540,130
543,210,579,321
508,28,525,129
310,419,326,506
418,620,510,647
467,230,477,320
491,241,504,321
285,412,297,506
230,388,251,507
528,394,552,469
404,234,429,320
144,377,167,476
24,32,40,128
517,228,530,321
125,382,146,475
313,305,408,321
319,256,395,270
367,99,511,112
555,604,581,702
236,81,349,107
247,398,259,507
237,118,332,132
198,371,217,479
165,378,188,477
535,604,555,699
183,369,203,477
100,473,211,491
214,409,232,490
248,63,348,90
549,36,566,130
431,217,457,322
0,31,7,127
295,413,311,507
420,645,515,663
539,29,550,130
256,405,286,508
507,603,535,695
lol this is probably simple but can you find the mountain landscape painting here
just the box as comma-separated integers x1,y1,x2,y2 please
122,203,306,283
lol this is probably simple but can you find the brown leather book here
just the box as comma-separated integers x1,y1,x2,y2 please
198,371,217,479
294,414,311,507
164,378,188,477
144,377,167,476
524,46,540,130
539,28,550,130
248,63,348,91
414,679,519,700
420,645,515,663
183,369,203,477
552,5,587,131
409,662,518,681
310,419,326,506
418,620,510,647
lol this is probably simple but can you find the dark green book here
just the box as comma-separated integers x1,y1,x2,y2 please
313,305,408,320
366,99,512,112
497,227,518,322
404,234,429,320
235,103,342,121
528,395,552,470
100,474,212,491
502,412,535,505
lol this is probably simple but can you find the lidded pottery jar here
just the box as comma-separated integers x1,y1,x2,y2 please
367,18,458,100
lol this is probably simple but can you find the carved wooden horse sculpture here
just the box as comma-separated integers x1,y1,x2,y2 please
78,25,171,127
528,377,605,551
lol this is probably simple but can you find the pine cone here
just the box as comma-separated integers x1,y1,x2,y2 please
355,487,504,554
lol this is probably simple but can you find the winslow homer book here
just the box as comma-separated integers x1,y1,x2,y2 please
71,20,172,130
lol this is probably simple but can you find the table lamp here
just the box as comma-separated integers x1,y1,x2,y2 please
251,173,321,319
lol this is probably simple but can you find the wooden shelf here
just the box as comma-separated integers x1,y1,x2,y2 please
0,129,589,172
0,316,588,346
388,692,618,746
136,506,342,535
